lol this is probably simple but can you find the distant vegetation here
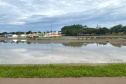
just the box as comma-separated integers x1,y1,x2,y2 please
61,24,126,36
0,64,126,78
1,24,126,36
0,30,42,35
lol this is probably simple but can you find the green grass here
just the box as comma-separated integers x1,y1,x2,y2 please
77,34,126,36
0,64,126,78
38,36,64,38
100,34,126,36
49,36,64,38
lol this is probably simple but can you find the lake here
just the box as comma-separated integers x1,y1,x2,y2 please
0,40,126,64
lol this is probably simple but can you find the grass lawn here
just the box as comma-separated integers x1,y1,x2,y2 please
0,64,126,78
101,34,126,36
80,34,126,36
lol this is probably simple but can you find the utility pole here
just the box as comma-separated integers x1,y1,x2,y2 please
51,21,52,40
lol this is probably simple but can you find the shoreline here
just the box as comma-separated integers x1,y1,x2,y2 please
0,38,126,44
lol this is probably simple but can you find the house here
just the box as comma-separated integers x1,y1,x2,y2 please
48,33,61,36
49,31,61,36
3,34,14,38
21,34,27,38
43,32,50,37
12,34,18,38
27,34,39,38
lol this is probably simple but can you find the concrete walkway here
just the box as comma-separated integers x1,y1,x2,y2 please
0,77,126,84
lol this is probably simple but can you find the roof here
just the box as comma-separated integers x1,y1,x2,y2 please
13,34,18,36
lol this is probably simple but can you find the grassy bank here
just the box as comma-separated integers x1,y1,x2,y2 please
0,64,126,78
80,34,126,36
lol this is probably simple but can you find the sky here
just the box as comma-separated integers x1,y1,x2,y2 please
0,0,126,32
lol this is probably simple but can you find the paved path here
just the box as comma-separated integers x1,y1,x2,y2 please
0,77,126,84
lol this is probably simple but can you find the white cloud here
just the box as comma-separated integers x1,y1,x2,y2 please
9,22,25,25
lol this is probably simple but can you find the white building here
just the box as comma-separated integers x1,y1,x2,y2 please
12,34,18,38
21,34,27,38
48,31,61,37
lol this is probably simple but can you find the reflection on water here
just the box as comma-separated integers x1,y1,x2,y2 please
0,40,27,44
62,42,126,48
0,40,126,64
1,40,126,48
62,42,108,47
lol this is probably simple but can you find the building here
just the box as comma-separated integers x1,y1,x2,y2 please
27,34,39,38
3,34,14,38
21,34,27,38
48,31,61,37
12,34,18,38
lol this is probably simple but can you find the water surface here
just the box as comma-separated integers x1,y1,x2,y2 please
0,40,126,64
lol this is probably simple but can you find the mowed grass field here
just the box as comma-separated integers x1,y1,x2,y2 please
0,64,126,78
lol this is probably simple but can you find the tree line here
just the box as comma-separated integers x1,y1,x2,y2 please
0,30,58,35
61,24,126,36
0,31,42,35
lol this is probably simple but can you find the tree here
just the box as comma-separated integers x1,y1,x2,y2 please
2,32,7,35
10,32,16,34
110,27,115,34
122,26,126,34
84,28,96,35
26,30,32,34
111,24,123,34
61,24,83,36
83,25,88,28
61,24,125,36
38,31,41,33
98,27,110,35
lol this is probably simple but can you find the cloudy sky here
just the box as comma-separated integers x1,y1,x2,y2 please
0,0,126,32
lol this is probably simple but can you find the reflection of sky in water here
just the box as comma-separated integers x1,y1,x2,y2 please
0,42,126,64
